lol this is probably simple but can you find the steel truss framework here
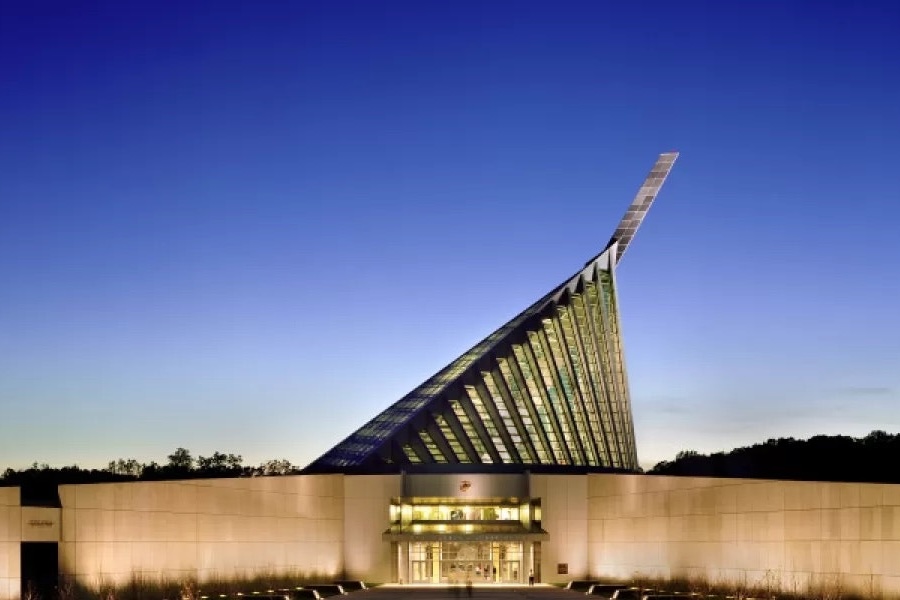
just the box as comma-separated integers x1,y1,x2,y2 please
305,152,678,472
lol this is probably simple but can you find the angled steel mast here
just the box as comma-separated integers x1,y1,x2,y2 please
604,151,679,264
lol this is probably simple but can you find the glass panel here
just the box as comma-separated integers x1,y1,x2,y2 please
419,429,448,463
466,385,511,462
451,399,493,463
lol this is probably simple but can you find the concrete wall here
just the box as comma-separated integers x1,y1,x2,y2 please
0,488,21,600
59,475,343,590
530,474,588,584
342,475,401,583
588,474,900,598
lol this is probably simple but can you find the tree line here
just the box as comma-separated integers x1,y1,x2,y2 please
648,430,900,483
1,448,298,503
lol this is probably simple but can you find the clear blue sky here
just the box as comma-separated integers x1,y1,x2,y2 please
2,1,899,471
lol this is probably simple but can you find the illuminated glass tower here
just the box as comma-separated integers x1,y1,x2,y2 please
305,152,678,473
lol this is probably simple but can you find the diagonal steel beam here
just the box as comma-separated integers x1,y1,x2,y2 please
604,151,678,264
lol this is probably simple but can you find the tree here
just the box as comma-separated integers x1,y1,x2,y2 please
167,448,194,471
258,459,295,476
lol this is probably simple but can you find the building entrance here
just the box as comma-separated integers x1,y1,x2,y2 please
408,541,523,584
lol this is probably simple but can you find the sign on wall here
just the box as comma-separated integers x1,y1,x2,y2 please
557,563,568,575
21,507,61,542
403,473,528,498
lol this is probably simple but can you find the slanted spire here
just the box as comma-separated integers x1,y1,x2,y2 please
303,153,678,473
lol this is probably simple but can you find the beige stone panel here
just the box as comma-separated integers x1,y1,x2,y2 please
883,575,900,596
839,484,861,508
196,542,217,572
735,483,760,513
735,512,754,542
838,507,860,540
217,514,238,543
883,484,900,506
717,540,740,572
74,541,100,576
60,508,78,543
161,513,186,543
646,516,667,542
820,482,843,509
764,511,786,542
97,541,128,575
5,509,21,544
143,511,170,543
784,541,811,572
761,541,785,571
0,508,8,542
882,505,900,540
670,489,689,516
650,491,669,517
75,484,110,511
74,509,99,542
821,509,842,541
741,540,765,570
206,486,230,515
128,483,153,512
172,483,199,514
861,540,884,574
755,482,786,513
839,540,862,576
605,495,623,519
176,512,198,542
587,474,606,498
860,506,883,540
94,509,116,542
784,510,822,541
715,485,738,515
719,513,737,542
225,486,246,515
0,489,17,508
192,486,216,515
587,497,602,520
131,541,168,573
860,484,884,507
195,513,217,542
296,495,319,520
58,541,76,577
691,487,717,516
109,484,132,511
4,542,20,579
818,540,840,573
883,541,900,576
784,481,822,511
314,541,342,576
667,515,685,542
257,516,277,541
326,496,343,521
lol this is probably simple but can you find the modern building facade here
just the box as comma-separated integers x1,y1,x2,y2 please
300,152,678,585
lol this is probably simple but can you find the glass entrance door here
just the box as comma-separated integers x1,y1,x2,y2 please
499,559,520,583
407,541,524,584
410,560,431,583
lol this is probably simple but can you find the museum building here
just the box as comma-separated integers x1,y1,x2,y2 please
4,153,900,599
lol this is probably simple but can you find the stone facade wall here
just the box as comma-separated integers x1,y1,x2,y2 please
58,475,344,590
588,474,900,598
530,474,589,584
342,475,401,583
0,488,21,600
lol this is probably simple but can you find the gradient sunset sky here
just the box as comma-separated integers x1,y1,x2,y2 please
2,1,899,471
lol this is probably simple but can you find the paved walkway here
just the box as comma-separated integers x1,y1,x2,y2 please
354,584,579,600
